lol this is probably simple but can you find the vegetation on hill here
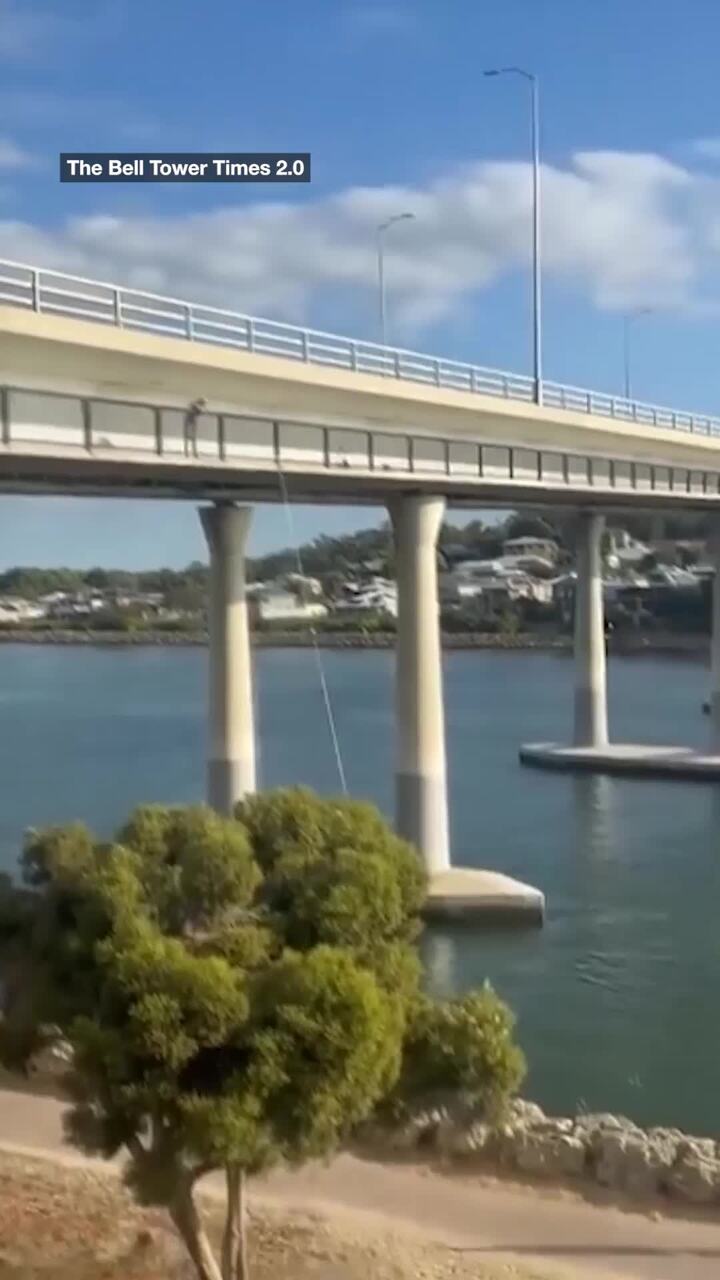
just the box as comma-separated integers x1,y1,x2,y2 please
0,789,524,1280
0,509,711,610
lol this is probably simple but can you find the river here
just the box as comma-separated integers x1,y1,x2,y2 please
1,642,718,1134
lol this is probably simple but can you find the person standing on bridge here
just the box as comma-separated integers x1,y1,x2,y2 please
183,397,206,458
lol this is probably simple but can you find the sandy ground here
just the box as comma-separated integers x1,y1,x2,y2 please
2,1086,720,1280
0,1149,557,1280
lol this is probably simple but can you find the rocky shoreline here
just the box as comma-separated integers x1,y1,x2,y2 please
364,1096,720,1207
21,1039,720,1211
0,627,710,656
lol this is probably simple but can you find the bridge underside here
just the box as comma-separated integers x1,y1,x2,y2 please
2,385,720,511
2,452,720,511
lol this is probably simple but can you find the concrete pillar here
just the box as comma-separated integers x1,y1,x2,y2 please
199,503,256,813
573,512,608,748
389,494,450,874
709,527,720,744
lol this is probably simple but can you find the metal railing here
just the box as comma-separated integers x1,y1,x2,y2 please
3,381,720,504
1,257,719,439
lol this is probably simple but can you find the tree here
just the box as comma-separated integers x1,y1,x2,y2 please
0,790,524,1280
387,987,525,1121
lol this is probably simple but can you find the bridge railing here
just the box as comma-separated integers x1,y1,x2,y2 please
1,257,719,438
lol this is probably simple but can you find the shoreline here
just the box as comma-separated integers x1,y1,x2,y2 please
0,626,711,657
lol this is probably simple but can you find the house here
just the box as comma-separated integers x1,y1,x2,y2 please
605,529,650,570
113,591,164,610
0,596,46,623
47,593,106,619
255,589,328,623
444,571,552,618
502,535,559,561
283,572,322,598
335,578,398,617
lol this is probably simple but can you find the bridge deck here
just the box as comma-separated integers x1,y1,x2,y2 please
1,262,720,506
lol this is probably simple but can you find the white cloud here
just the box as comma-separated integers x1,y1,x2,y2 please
0,148,715,331
691,138,720,160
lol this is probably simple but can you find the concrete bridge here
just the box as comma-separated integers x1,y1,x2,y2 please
3,258,720,920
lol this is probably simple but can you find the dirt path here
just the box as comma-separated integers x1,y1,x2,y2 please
2,1086,720,1280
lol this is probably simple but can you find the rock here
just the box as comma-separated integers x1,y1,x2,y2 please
359,1096,720,1209
360,1107,450,1154
676,1137,717,1162
575,1112,638,1135
594,1131,633,1188
593,1130,673,1196
534,1117,574,1136
27,1033,73,1080
647,1127,684,1152
624,1135,677,1197
393,1108,449,1152
436,1120,493,1158
669,1152,720,1204
511,1131,587,1178
508,1099,545,1127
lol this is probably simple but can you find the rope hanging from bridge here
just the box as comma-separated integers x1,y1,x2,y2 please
276,464,348,796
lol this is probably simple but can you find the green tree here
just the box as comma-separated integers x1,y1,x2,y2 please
0,792,523,1280
388,987,525,1121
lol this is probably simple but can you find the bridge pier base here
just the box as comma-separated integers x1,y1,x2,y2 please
521,512,720,781
709,527,720,745
390,493,544,922
200,502,256,814
573,512,608,748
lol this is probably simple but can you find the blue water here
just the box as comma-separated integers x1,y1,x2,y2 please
1,643,719,1133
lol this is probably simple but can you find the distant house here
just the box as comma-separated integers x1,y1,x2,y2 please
449,559,505,579
283,573,323,598
39,590,107,619
255,589,327,624
335,577,398,618
443,571,552,616
605,529,651,571
502,535,558,561
0,596,46,623
113,591,164,610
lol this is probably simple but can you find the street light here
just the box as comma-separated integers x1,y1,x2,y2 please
377,211,414,348
622,308,653,402
484,67,542,404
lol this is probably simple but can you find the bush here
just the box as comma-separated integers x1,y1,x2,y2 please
389,986,526,1121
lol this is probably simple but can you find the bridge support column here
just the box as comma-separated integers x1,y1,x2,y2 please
573,512,608,748
200,502,256,813
390,494,450,875
709,526,720,745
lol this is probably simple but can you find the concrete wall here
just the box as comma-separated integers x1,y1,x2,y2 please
3,305,720,477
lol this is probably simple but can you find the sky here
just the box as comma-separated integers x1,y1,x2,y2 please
3,0,720,566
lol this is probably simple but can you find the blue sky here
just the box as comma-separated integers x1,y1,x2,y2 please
2,0,720,567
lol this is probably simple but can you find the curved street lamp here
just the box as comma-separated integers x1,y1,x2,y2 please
623,308,653,402
377,211,415,348
484,67,542,404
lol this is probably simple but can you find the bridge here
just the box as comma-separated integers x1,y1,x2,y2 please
2,258,720,508
3,257,720,921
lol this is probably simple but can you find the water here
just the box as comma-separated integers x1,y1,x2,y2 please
1,642,719,1134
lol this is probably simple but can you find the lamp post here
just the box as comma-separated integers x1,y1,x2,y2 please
377,212,414,348
484,67,542,404
622,308,652,402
